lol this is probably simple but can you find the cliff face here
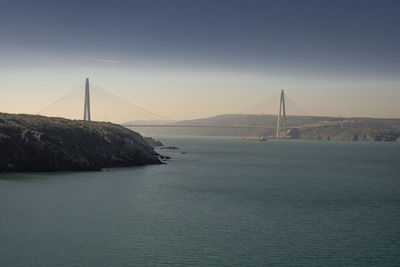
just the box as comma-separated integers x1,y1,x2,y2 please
0,113,162,172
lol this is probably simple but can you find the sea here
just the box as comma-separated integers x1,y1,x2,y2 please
1,137,399,266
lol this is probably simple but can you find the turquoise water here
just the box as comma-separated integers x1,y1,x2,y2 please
1,137,400,266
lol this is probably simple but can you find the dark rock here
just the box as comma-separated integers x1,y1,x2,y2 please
0,113,162,172
157,155,171,162
159,146,179,150
144,137,164,148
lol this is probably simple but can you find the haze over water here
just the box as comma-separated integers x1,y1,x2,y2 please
1,137,400,266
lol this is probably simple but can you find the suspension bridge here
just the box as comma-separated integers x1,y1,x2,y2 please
38,78,304,138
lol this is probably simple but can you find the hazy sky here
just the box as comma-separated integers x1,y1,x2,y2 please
0,0,399,122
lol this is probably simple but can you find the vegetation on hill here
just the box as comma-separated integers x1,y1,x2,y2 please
0,113,162,172
128,114,400,141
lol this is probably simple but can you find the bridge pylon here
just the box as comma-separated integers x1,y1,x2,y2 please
276,89,287,138
83,78,91,121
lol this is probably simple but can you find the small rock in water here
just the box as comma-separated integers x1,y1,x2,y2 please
157,155,171,161
160,146,179,150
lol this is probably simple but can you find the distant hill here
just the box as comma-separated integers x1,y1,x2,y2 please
127,114,400,141
123,120,173,126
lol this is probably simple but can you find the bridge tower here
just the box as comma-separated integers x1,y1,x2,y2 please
83,78,91,121
276,89,287,138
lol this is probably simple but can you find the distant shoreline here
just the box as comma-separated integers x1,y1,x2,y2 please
125,114,400,142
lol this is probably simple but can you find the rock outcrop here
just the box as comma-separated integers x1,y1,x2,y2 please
0,113,162,172
144,137,164,148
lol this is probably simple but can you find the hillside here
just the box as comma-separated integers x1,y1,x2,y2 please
127,114,400,141
0,113,162,172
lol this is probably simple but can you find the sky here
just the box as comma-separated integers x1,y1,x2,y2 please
0,0,399,122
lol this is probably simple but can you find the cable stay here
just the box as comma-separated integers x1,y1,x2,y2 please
285,95,308,116
238,92,281,115
37,83,84,115
91,84,176,122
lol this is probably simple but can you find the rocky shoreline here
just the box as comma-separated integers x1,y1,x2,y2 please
0,113,164,172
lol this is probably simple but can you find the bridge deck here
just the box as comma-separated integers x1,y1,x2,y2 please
123,124,278,129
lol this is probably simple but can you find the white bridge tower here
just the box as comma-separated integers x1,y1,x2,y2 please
276,89,287,138
83,78,91,121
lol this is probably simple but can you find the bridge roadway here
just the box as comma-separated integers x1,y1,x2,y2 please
123,124,281,129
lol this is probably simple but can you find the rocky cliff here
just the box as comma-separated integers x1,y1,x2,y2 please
0,113,162,172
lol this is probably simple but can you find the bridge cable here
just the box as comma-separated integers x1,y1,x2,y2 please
285,95,308,116
238,92,280,114
36,83,84,115
91,84,177,122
